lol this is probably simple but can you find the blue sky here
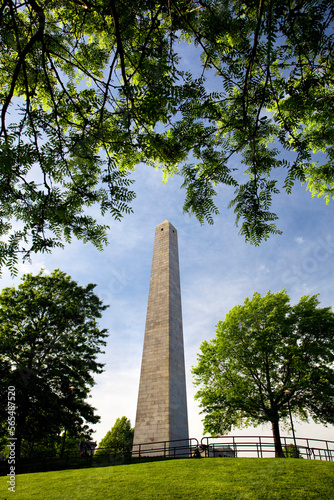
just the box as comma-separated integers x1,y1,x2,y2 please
1,32,334,446
1,158,334,445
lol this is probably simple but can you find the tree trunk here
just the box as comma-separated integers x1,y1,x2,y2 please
271,420,285,457
60,428,67,458
15,434,22,461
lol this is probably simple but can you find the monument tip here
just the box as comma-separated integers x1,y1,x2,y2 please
156,219,171,228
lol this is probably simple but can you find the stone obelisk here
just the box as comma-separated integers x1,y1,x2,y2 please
133,220,189,455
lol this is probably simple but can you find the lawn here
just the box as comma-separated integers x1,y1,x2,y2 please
1,458,333,500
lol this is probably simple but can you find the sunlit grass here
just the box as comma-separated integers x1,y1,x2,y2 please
1,458,333,499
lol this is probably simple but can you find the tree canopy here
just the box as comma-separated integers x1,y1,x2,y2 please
192,290,334,457
1,1,333,273
0,269,108,458
95,416,134,455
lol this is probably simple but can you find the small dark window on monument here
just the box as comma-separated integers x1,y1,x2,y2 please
161,228,163,231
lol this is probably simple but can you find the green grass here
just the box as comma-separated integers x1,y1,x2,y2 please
1,458,334,500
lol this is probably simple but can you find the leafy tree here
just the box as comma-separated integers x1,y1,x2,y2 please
0,269,108,458
192,290,334,457
95,416,134,455
1,1,333,273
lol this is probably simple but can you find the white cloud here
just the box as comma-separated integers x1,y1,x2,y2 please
257,264,270,274
295,236,305,244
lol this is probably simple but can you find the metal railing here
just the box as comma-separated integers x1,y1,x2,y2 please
200,436,334,460
132,438,199,461
1,435,333,476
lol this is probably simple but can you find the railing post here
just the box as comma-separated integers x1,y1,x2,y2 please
326,440,331,461
306,439,310,459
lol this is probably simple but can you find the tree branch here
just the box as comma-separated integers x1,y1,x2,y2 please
242,0,265,120
1,0,45,138
109,0,128,88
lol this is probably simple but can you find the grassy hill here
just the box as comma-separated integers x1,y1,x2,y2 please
1,458,333,500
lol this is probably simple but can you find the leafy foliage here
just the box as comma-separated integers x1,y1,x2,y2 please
1,1,334,272
192,290,334,457
95,416,134,455
172,0,334,243
0,0,189,273
0,269,108,458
